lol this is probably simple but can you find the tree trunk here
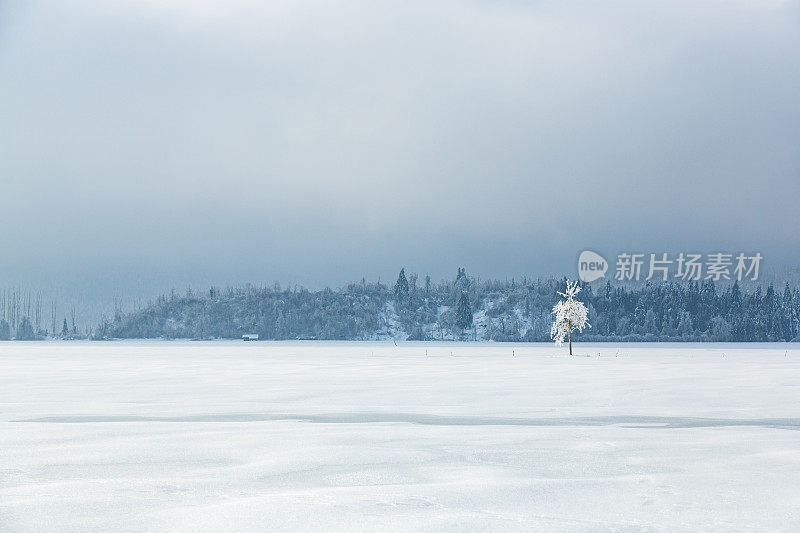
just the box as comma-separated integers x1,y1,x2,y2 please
568,319,572,356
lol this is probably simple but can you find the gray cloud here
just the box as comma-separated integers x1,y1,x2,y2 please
1,0,799,319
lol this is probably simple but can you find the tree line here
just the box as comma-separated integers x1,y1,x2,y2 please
93,269,800,342
0,289,81,340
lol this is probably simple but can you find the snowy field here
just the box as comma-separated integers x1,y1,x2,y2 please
2,341,799,531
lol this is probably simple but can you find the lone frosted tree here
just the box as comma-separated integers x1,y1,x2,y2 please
551,280,591,355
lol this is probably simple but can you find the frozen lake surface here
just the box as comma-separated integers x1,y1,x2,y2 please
1,341,799,531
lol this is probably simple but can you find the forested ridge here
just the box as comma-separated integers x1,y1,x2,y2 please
93,270,800,342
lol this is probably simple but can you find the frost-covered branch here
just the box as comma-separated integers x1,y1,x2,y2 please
551,280,591,354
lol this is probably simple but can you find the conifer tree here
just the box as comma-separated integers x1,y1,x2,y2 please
456,293,473,334
16,317,36,340
394,268,409,304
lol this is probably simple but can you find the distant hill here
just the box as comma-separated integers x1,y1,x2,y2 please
95,272,800,342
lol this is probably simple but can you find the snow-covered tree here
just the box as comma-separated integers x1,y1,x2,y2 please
15,316,37,341
456,293,473,334
394,268,409,304
551,280,591,355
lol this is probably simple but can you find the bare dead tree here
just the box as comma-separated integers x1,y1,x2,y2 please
51,300,57,337
35,293,42,333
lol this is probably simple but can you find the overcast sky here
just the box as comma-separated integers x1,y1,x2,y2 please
1,0,799,318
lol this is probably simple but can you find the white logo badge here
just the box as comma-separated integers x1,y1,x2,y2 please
578,250,608,282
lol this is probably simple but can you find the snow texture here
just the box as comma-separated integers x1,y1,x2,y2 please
372,301,408,341
2,341,799,531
